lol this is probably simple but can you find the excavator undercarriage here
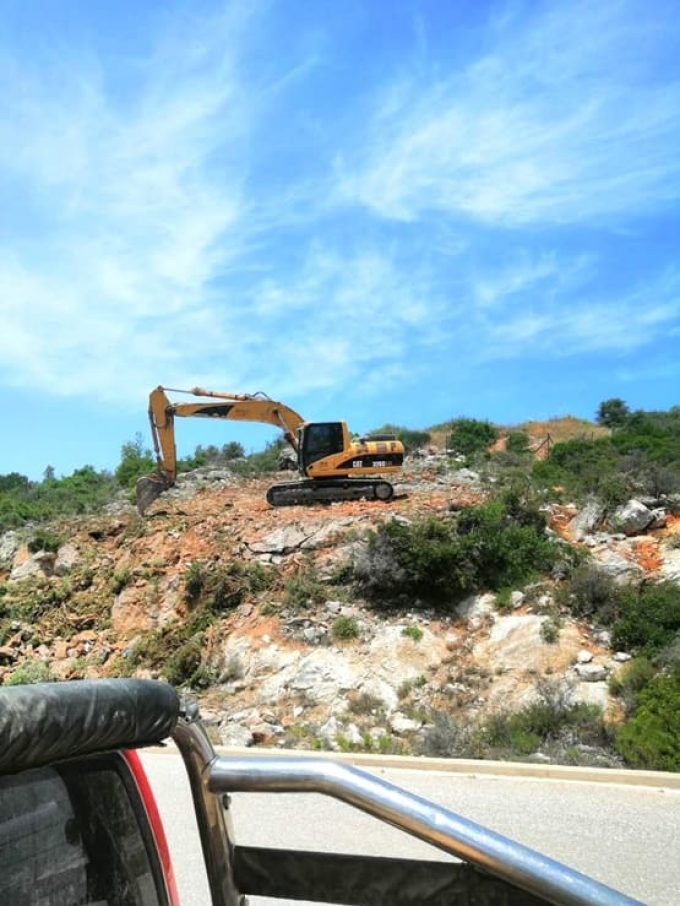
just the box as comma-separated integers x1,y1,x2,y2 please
265,477,394,507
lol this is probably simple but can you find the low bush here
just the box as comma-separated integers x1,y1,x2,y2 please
283,561,327,610
540,618,560,644
208,561,272,613
531,405,680,503
184,559,272,612
558,566,622,624
27,530,64,554
6,659,52,685
611,582,680,655
609,657,655,714
110,568,131,595
448,418,497,457
184,561,207,603
354,495,559,608
347,691,384,716
420,712,474,758
506,431,531,454
331,615,359,641
402,625,423,641
480,679,609,757
163,640,204,688
615,671,680,771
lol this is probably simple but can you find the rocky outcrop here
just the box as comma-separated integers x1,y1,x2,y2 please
0,531,20,571
660,547,680,583
612,500,656,536
567,499,606,540
9,550,56,581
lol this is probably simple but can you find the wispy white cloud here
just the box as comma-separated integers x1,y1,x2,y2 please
1,0,678,434
0,4,272,400
470,252,594,309
338,1,680,226
478,267,680,358
235,243,445,398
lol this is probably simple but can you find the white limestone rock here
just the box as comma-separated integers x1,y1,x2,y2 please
575,663,608,682
612,500,655,536
0,531,20,571
567,499,606,540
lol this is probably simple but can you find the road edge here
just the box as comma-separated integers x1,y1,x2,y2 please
148,742,680,789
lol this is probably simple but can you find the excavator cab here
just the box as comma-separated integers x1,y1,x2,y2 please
298,422,347,473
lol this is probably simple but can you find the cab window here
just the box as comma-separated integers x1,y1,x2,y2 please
302,422,344,466
0,756,167,906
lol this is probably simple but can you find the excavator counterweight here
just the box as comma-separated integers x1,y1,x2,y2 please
135,386,404,514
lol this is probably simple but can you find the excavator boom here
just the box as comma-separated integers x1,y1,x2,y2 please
136,386,305,513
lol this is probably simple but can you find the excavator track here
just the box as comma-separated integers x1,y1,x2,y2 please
266,478,394,507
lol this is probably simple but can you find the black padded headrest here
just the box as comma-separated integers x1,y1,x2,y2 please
0,679,180,774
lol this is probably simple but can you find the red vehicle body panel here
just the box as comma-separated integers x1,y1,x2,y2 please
124,749,181,906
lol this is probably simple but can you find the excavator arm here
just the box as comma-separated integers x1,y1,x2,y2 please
136,386,305,514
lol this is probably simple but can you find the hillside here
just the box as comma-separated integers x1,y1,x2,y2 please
2,445,679,770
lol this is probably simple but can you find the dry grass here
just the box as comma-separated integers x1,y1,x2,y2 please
425,415,608,453
517,416,610,445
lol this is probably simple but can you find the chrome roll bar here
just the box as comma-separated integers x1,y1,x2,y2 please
173,713,641,906
208,755,640,906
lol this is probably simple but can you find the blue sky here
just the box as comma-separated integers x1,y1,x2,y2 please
1,0,679,479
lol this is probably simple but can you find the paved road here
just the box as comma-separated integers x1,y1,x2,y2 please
140,752,680,906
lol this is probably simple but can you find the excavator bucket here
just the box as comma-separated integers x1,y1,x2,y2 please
135,474,168,515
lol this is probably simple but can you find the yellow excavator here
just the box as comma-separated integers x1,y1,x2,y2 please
135,386,405,513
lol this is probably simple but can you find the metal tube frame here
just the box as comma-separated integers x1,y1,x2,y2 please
172,712,640,906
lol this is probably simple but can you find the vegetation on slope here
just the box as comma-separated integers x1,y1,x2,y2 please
353,490,567,607
2,398,679,769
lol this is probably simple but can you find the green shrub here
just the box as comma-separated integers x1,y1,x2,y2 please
6,660,52,685
230,438,287,476
27,530,64,554
184,559,272,612
354,516,472,604
455,497,558,589
616,672,680,771
506,431,531,454
184,561,207,603
531,406,680,503
331,615,359,641
402,625,424,641
558,566,622,624
481,680,608,757
354,496,559,608
540,618,560,644
612,582,680,655
421,712,473,757
609,657,655,714
222,441,246,460
347,691,384,715
448,419,497,456
398,675,427,699
283,561,327,610
596,398,630,428
110,568,131,595
115,435,155,488
0,466,117,531
164,640,203,687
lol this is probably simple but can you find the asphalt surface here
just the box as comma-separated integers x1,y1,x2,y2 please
140,751,680,906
